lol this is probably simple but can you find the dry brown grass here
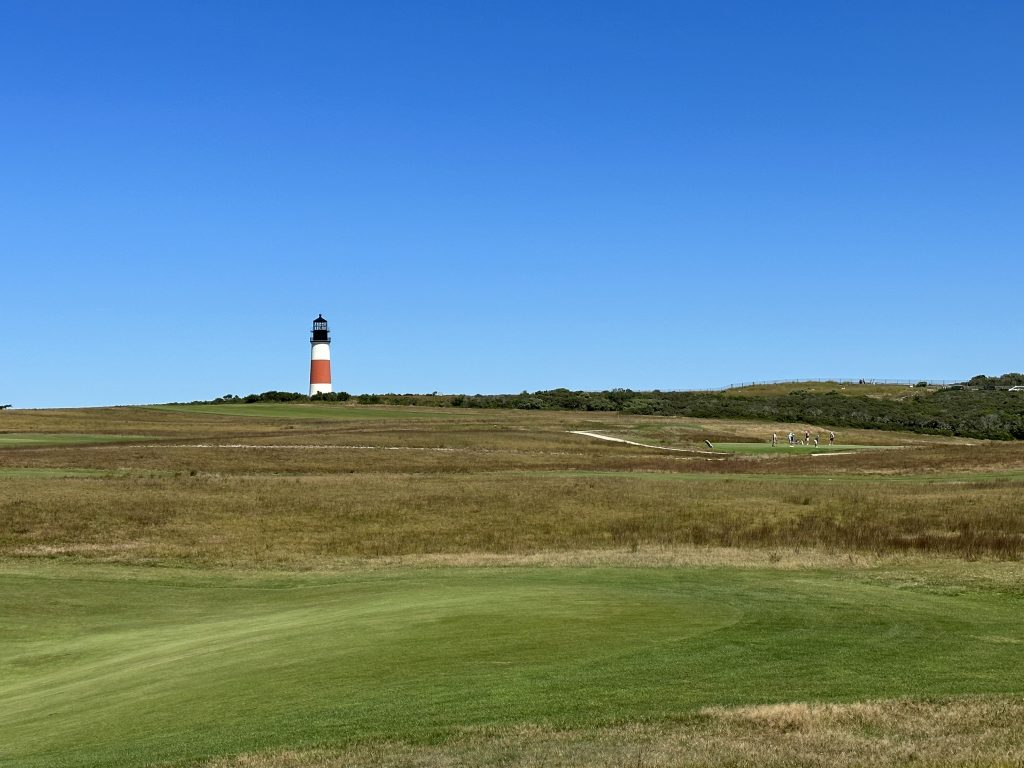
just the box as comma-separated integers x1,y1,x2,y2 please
200,696,1024,767
4,469,1024,566
4,405,1024,567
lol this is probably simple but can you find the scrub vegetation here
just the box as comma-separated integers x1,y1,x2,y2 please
1,399,1022,767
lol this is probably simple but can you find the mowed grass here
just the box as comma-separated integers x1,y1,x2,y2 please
3,563,1023,768
0,433,151,446
710,442,885,455
0,467,134,478
530,468,1024,484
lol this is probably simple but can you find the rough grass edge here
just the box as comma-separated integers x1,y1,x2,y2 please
198,695,1024,768
0,544,989,571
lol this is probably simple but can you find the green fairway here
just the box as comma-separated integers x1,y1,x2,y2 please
2,564,1022,768
148,403,447,420
712,442,889,455
0,433,150,446
0,467,120,478
527,468,1024,484
0,467,174,479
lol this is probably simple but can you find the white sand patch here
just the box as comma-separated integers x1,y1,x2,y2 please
568,430,727,455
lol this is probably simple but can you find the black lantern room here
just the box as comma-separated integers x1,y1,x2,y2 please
311,314,330,343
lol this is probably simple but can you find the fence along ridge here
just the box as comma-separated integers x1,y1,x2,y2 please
704,378,960,392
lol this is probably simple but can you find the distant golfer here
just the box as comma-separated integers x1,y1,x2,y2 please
828,431,835,446
771,432,777,447
813,434,820,447
788,431,796,446
804,430,810,445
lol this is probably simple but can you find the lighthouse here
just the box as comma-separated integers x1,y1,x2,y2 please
309,314,332,396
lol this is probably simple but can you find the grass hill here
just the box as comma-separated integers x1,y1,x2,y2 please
720,380,930,398
194,374,1024,440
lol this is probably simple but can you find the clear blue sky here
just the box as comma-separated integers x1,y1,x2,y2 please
2,1,1021,408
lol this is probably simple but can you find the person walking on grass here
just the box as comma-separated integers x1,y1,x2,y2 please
804,430,810,446
814,434,820,448
771,432,777,447
829,430,835,446
788,431,795,446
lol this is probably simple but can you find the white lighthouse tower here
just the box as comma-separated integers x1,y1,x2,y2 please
309,314,332,396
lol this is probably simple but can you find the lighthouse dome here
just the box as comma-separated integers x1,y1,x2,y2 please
311,314,331,344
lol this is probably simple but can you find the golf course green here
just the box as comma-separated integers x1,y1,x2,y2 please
3,563,1022,768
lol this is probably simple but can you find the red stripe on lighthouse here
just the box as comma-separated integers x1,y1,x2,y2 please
310,359,331,384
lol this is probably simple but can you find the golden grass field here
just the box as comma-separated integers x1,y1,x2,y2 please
2,403,1021,565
